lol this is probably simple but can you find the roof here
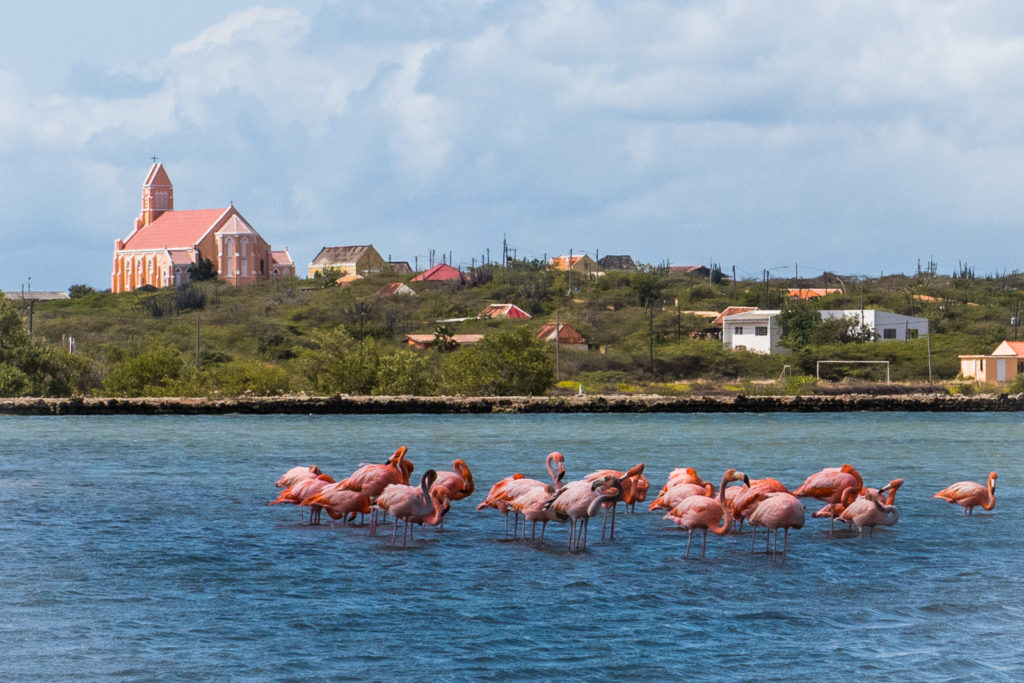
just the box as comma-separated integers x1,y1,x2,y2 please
271,250,293,266
121,208,229,251
387,261,412,275
992,341,1024,356
788,288,842,300
679,310,721,319
478,303,531,319
144,163,172,188
411,263,463,282
597,255,636,271
549,254,593,270
310,245,376,267
668,265,710,275
405,333,483,347
536,322,587,344
712,306,757,326
376,282,416,297
168,249,195,265
722,309,781,322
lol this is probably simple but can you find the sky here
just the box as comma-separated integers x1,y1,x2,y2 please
3,0,1024,291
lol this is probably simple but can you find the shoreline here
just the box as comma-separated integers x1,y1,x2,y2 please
1,393,1022,415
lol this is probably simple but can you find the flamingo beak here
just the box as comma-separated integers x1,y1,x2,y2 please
741,473,750,486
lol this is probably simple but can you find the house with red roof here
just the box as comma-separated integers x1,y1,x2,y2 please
410,263,464,283
535,322,588,351
478,303,531,319
111,163,294,293
959,341,1024,383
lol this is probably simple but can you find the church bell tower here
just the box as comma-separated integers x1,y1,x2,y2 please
134,160,174,231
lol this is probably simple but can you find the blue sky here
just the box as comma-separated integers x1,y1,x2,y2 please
3,1,1024,291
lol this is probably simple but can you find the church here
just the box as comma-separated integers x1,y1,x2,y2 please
111,162,294,293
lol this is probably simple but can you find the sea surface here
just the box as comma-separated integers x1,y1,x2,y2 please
1,412,1021,681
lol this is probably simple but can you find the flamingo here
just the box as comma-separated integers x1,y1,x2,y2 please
377,469,441,546
477,452,565,537
663,469,749,559
509,484,562,541
275,464,322,488
813,477,904,521
657,467,708,496
269,473,335,524
839,488,898,535
544,475,624,551
731,478,791,530
433,459,475,502
301,488,371,525
933,472,997,515
793,464,864,535
648,482,714,512
584,463,645,540
745,492,805,558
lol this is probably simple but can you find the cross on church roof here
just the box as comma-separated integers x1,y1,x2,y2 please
151,155,158,163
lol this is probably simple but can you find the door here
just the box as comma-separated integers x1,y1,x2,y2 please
998,358,1007,382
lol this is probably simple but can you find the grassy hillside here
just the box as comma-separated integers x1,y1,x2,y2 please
12,264,1024,397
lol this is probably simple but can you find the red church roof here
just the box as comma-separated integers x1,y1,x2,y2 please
478,303,531,319
122,208,229,251
411,263,463,282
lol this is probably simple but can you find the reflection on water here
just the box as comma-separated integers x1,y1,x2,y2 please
0,413,1021,679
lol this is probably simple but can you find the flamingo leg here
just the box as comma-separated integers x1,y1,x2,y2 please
609,503,617,540
701,528,708,558
601,507,609,542
685,529,693,558
392,516,399,545
750,526,756,553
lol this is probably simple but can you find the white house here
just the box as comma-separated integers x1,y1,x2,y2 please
722,308,929,355
819,310,929,341
722,310,784,354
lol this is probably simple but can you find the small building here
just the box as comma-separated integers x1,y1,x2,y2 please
375,282,416,297
597,255,636,272
536,322,588,351
550,254,598,273
788,288,843,300
959,341,1024,383
337,274,363,288
308,245,387,279
404,333,483,350
386,261,413,276
668,265,712,278
722,309,784,354
820,310,929,341
411,263,464,283
478,303,531,319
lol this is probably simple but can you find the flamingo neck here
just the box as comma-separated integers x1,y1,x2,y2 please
982,482,996,510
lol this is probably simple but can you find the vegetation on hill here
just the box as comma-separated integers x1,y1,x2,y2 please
6,261,1023,397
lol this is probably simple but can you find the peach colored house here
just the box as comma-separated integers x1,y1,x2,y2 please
959,341,1024,383
112,163,294,293
550,254,598,273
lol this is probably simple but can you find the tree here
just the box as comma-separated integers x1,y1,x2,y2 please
294,326,381,394
101,338,199,396
0,296,88,396
68,284,95,299
188,257,218,282
777,300,822,350
443,326,553,396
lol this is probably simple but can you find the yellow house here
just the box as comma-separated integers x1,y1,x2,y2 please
959,341,1024,383
550,254,598,273
308,245,387,278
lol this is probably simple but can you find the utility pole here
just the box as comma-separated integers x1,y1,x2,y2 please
648,298,655,375
732,265,736,299
554,310,560,381
196,314,201,370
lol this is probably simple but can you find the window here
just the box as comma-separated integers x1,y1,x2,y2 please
883,328,897,339
755,326,768,336
734,326,744,335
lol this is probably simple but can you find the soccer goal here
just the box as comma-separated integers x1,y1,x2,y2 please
815,360,890,384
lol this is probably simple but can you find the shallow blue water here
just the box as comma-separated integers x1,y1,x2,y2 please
1,413,1022,680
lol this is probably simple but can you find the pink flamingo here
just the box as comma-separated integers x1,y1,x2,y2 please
544,475,624,551
269,473,335,524
730,478,791,530
657,467,708,496
301,488,371,525
663,469,749,559
648,482,714,512
477,452,565,537
933,472,997,515
275,464,322,488
509,484,562,541
584,463,645,540
433,459,475,502
745,492,805,558
377,469,442,546
813,477,904,523
839,488,898,535
793,464,864,535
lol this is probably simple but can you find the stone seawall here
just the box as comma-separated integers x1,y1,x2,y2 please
1,393,1023,415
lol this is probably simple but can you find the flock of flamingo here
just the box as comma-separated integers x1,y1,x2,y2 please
269,446,998,558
